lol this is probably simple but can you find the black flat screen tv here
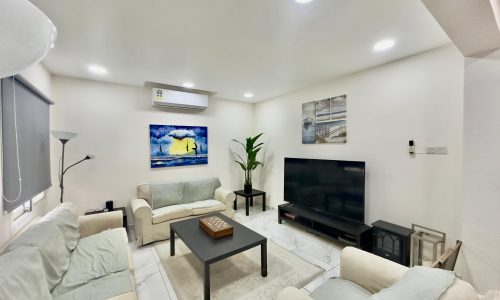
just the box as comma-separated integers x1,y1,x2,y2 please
284,157,365,223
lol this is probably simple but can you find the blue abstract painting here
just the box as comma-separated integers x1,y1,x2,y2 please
150,124,208,168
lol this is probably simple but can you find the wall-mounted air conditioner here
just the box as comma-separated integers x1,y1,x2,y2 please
152,88,208,111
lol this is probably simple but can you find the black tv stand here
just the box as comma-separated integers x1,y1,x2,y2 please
278,203,371,250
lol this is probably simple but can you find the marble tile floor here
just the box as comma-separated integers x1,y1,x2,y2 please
129,204,345,300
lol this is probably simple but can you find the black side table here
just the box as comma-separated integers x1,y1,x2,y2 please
85,207,127,231
234,189,266,216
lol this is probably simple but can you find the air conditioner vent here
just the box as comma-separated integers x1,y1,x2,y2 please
152,88,208,111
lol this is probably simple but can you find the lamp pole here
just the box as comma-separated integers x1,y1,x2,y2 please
52,131,94,204
59,140,67,203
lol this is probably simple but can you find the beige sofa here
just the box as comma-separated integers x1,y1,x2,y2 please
278,246,499,300
0,202,135,300
130,177,235,246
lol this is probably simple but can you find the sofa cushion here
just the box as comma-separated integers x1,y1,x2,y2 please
152,204,193,224
6,221,70,290
182,177,221,204
39,207,80,251
52,228,129,296
52,269,134,300
0,247,52,300
187,199,226,215
310,278,372,300
370,266,455,300
150,181,185,209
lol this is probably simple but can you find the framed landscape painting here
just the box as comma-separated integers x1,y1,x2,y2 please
150,124,208,168
302,94,347,144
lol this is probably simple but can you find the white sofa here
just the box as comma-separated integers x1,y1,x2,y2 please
130,177,235,246
0,202,135,300
278,246,499,300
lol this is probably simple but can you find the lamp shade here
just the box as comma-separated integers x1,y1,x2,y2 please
0,0,57,78
51,131,77,141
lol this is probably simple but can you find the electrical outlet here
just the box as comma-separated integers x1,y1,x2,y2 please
434,147,448,154
425,147,448,155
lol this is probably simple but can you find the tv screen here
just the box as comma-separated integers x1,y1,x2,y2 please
284,157,365,223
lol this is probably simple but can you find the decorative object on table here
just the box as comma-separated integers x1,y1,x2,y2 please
105,200,114,211
371,220,414,266
410,224,446,267
149,124,208,168
232,133,264,193
0,0,57,78
199,215,233,239
302,94,347,144
51,131,95,203
234,189,266,216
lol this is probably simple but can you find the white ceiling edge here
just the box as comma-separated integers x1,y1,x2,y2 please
422,0,500,57
490,0,500,31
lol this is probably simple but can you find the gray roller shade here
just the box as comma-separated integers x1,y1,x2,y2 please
2,76,51,212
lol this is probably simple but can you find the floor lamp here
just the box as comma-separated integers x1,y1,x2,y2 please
51,131,95,203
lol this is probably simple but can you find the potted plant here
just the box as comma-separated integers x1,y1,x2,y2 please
233,133,264,193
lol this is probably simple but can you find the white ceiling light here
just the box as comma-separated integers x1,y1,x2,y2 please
183,82,194,88
0,0,57,78
295,0,313,3
244,92,254,98
373,39,396,52
87,64,108,75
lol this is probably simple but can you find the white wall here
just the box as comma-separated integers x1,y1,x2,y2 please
254,45,464,244
49,76,254,220
460,50,500,293
0,62,53,248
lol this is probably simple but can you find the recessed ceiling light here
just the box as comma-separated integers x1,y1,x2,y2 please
373,39,396,52
183,82,194,88
244,92,254,98
87,64,108,75
295,0,313,3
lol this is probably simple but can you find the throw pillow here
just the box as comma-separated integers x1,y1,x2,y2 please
182,177,221,204
150,182,185,209
310,278,372,300
370,266,456,300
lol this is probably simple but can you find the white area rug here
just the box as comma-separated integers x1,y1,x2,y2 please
155,239,324,300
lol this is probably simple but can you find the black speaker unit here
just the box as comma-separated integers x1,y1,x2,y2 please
371,220,413,266
105,200,114,211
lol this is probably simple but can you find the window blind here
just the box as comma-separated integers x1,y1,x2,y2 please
1,76,52,212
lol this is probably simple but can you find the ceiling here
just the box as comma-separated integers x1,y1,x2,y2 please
30,0,451,102
423,0,500,57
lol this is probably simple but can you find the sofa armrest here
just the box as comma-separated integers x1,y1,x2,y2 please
276,287,313,300
78,210,123,238
130,198,153,220
214,187,235,211
340,246,408,294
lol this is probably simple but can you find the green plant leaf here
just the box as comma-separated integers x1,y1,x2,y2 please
251,161,263,170
250,133,264,145
232,139,246,150
235,161,246,171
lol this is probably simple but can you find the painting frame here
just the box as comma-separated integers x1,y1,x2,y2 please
149,124,208,168
302,94,347,144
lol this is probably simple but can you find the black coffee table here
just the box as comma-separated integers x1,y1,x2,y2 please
170,213,267,300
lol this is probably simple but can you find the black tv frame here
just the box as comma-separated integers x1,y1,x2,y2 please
283,157,366,224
